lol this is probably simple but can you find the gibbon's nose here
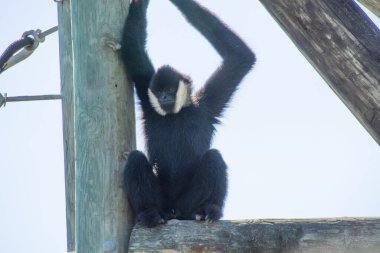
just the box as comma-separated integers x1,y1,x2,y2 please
161,94,168,100
159,93,175,105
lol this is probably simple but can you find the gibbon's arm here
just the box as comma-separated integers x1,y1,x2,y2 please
121,0,155,103
169,0,256,118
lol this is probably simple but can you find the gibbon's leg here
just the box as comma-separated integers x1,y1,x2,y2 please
175,149,227,222
123,150,165,227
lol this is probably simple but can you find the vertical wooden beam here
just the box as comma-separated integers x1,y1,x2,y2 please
259,0,380,144
57,0,75,251
70,0,135,253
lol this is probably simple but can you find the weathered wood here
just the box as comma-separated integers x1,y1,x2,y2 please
129,218,380,252
57,0,75,251
357,0,380,18
259,0,380,145
70,0,135,253
324,1,380,63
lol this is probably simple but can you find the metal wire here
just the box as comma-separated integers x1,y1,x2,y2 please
0,37,34,73
0,93,62,108
39,26,59,39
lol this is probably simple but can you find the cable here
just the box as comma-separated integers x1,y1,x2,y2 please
0,26,58,74
0,26,61,109
0,37,34,73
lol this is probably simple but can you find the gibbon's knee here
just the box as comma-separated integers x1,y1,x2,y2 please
175,149,227,219
124,150,150,173
201,149,227,172
123,150,162,216
200,149,228,206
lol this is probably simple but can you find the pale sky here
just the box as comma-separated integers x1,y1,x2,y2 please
0,1,379,253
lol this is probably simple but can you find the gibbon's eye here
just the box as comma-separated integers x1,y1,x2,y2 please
168,87,176,93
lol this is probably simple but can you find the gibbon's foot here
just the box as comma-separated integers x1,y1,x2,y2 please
137,208,166,227
194,214,205,221
192,204,222,223
164,208,180,220
204,204,222,223
167,219,181,225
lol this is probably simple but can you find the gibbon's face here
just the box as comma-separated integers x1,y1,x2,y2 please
148,65,192,116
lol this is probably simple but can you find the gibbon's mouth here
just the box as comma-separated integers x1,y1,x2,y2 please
160,101,175,112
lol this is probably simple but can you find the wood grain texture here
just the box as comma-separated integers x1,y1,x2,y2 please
57,0,75,251
129,218,380,252
259,0,380,144
357,0,380,18
70,0,135,252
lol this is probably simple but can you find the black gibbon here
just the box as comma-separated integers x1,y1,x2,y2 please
121,0,255,227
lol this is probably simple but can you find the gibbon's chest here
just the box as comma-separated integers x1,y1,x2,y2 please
144,106,215,168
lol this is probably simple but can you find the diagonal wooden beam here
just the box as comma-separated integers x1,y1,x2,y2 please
357,0,380,19
260,0,380,145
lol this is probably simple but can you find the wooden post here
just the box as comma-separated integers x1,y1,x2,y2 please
59,0,135,252
128,218,380,252
57,0,75,251
259,0,380,145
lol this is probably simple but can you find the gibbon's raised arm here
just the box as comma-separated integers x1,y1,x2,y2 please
169,0,256,117
121,0,155,103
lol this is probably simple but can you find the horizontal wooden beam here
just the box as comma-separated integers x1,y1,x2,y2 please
259,0,380,145
128,218,380,252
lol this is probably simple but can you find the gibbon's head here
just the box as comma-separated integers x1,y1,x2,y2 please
148,65,193,116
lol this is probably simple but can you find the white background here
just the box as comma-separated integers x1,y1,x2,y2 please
0,1,379,252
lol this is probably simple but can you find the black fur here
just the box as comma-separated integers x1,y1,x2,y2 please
121,0,255,227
